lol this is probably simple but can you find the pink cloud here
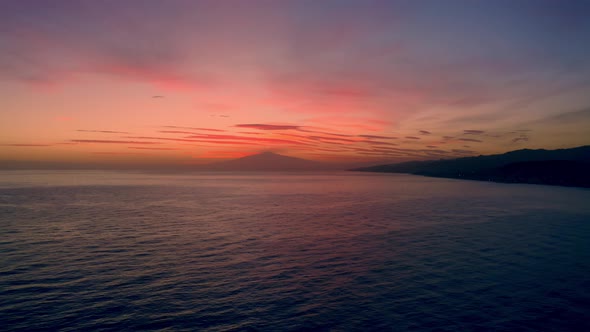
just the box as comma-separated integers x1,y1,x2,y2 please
263,73,381,115
305,116,392,132
55,116,74,122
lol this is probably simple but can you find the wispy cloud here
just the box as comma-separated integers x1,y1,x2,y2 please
452,149,476,154
162,126,225,132
422,148,448,154
363,141,399,146
305,117,392,132
511,137,529,143
237,131,265,135
70,139,161,145
128,147,179,150
235,124,301,130
92,152,146,155
77,130,130,134
358,134,397,139
511,131,530,144
458,138,483,143
125,136,202,143
159,130,200,135
198,150,254,159
186,134,309,146
1,143,52,147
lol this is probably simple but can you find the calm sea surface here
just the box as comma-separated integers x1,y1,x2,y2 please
1,171,589,331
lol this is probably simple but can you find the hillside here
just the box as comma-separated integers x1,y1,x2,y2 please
353,146,590,188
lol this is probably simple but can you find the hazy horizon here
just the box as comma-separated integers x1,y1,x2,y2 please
1,145,587,172
0,151,369,171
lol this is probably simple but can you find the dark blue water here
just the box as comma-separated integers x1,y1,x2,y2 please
1,171,589,331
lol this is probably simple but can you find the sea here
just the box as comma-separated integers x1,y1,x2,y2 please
1,170,589,331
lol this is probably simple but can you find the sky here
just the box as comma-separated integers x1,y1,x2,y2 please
1,0,590,168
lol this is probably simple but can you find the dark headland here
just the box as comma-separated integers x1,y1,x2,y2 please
352,146,590,188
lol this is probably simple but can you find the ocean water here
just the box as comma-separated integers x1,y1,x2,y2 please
1,170,589,331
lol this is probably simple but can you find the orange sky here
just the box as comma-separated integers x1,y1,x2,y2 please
1,1,589,168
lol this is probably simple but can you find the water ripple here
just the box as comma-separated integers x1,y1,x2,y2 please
1,171,589,331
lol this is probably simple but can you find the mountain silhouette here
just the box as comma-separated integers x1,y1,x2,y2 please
352,145,590,187
203,152,328,171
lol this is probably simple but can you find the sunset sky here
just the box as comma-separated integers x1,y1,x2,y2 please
1,0,590,168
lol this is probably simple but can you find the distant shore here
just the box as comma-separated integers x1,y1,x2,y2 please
352,146,590,188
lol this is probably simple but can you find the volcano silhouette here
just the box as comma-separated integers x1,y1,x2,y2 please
205,152,327,171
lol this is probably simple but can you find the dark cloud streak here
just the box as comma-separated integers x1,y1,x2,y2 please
70,139,161,144
2,143,52,147
358,134,398,139
458,138,483,143
234,124,301,131
163,126,225,132
77,130,130,134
